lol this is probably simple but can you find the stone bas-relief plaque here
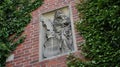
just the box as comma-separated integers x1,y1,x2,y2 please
41,8,74,59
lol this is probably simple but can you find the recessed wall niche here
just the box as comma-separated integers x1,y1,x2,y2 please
40,7,76,60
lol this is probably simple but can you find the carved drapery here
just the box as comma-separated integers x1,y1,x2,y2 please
41,10,74,59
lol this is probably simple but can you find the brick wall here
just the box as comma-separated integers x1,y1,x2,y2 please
6,0,84,67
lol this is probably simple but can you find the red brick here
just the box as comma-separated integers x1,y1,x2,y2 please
6,0,83,67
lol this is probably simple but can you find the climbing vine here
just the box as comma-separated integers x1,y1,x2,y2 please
0,0,43,66
67,0,120,67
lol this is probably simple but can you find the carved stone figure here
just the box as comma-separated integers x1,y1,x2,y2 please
42,10,74,59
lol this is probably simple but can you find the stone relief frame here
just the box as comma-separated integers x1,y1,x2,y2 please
39,4,77,61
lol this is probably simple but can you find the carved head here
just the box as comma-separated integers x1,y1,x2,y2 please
54,10,64,19
53,10,70,28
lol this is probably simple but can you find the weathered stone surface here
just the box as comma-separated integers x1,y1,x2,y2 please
42,10,74,59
